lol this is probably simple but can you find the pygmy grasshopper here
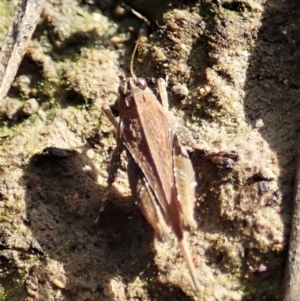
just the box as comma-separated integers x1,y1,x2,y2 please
100,41,200,291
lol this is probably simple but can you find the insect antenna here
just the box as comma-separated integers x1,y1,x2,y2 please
129,31,149,79
130,38,139,79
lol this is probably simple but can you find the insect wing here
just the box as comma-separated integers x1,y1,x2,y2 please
120,86,183,237
127,153,170,241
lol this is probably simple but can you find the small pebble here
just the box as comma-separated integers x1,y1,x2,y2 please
51,278,66,289
1,97,22,119
114,4,126,17
23,98,39,116
257,263,267,273
254,118,264,129
171,84,189,100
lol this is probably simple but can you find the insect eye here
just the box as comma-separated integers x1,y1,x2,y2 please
135,78,147,90
118,82,127,95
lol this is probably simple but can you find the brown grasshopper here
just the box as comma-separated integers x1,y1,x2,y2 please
99,40,201,291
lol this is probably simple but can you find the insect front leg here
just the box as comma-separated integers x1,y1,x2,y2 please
102,104,119,129
95,106,124,223
156,78,208,153
156,77,194,149
157,78,169,110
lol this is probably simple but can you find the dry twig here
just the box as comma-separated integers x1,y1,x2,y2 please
0,0,45,102
284,139,300,301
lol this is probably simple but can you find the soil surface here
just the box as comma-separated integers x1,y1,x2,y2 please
0,0,299,300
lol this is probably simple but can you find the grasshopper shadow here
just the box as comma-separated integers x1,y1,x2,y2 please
24,147,194,300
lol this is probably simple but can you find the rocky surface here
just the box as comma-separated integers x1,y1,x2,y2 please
0,0,299,300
